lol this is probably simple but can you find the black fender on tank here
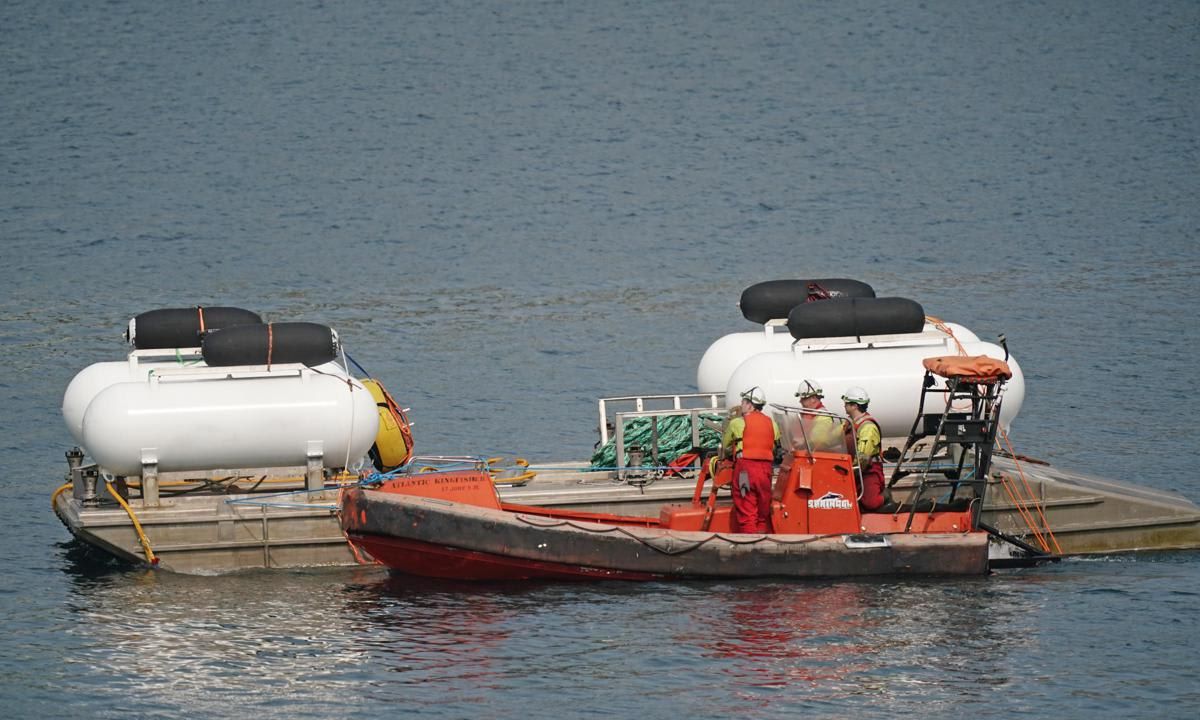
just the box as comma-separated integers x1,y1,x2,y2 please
786,297,925,340
201,322,339,367
126,306,263,349
739,279,876,324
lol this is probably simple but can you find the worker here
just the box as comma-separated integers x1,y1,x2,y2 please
792,379,842,451
721,386,781,533
841,386,885,511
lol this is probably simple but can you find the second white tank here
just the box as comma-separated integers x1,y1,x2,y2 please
724,334,1023,438
697,321,981,394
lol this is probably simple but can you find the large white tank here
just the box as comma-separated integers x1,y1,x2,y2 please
62,351,204,445
62,352,349,446
80,363,379,476
697,321,980,394
724,333,1024,438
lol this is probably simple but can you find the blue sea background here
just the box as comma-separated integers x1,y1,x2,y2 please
2,1,1198,718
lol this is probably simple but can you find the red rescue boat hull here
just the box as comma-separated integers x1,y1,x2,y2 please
339,482,990,582
346,533,664,581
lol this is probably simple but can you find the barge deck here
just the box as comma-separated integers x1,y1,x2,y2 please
54,452,1200,574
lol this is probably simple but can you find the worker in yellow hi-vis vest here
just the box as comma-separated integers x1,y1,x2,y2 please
792,379,842,452
841,386,885,511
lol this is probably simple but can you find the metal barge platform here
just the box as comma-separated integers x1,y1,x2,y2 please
53,451,1200,574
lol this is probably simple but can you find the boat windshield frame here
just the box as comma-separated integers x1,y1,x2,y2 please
770,403,852,457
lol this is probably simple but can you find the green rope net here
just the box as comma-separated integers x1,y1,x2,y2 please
590,413,725,469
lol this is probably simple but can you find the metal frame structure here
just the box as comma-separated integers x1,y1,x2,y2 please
888,371,1006,532
597,393,724,480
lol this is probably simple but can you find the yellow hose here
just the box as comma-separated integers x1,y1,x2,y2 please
52,478,160,565
491,470,537,485
487,457,535,486
51,482,71,513
104,480,159,567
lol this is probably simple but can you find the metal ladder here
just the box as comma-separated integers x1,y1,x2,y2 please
888,372,1005,532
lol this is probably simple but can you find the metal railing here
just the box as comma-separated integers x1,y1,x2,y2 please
597,393,725,480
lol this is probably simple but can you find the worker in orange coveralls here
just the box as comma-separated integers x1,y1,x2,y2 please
721,386,781,533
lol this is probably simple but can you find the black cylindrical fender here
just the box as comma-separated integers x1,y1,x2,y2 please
202,322,339,367
127,306,263,349
786,297,925,340
739,279,875,323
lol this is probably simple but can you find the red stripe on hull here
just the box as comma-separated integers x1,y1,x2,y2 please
347,533,664,581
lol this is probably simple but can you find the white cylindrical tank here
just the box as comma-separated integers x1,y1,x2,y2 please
62,353,350,446
62,354,202,445
724,337,1023,438
80,364,379,476
697,321,981,394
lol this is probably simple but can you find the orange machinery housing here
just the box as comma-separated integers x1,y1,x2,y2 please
660,449,974,536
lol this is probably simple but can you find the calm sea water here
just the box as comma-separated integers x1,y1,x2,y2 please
2,1,1198,717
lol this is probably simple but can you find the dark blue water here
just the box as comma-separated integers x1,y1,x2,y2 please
2,1,1198,717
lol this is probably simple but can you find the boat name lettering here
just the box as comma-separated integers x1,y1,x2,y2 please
808,492,853,510
434,476,475,485
395,475,484,488
395,477,432,487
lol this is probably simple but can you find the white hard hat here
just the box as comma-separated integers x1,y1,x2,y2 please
795,379,823,399
740,386,766,406
841,386,870,405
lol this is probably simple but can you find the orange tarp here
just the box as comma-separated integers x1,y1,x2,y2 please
923,355,1012,383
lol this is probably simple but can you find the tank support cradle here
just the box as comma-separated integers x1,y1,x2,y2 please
305,441,324,493
141,449,160,506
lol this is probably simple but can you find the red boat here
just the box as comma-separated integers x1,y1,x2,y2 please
340,357,1017,581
